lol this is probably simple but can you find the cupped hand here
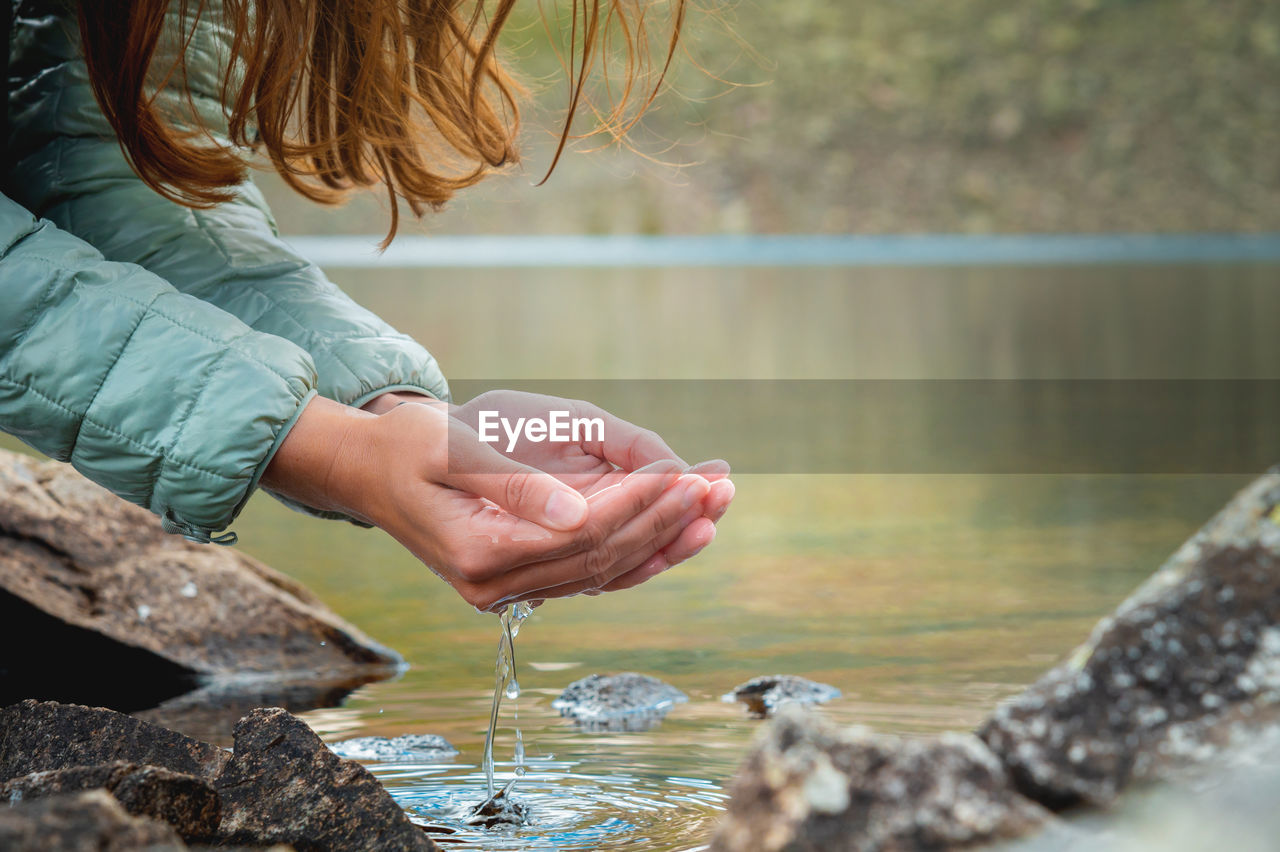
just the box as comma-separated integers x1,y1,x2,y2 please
262,395,730,610
450,390,735,595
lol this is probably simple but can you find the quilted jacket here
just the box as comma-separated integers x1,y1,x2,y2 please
1,0,450,542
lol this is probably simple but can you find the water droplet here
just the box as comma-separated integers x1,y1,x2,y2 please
136,604,151,622
505,678,521,700
179,581,197,598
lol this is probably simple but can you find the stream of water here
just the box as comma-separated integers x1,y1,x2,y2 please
470,601,534,827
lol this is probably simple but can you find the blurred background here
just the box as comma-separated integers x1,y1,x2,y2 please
258,0,1280,236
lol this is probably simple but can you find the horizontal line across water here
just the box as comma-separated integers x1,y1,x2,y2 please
283,233,1280,269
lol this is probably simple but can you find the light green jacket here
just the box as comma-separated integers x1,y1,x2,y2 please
1,0,449,542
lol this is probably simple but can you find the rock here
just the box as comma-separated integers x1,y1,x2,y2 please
723,674,841,718
0,450,401,709
465,788,529,829
0,762,220,842
979,471,1280,809
214,707,438,851
551,673,688,730
0,700,439,850
711,707,1052,852
329,734,458,762
0,699,230,782
1000,727,1280,851
0,789,186,851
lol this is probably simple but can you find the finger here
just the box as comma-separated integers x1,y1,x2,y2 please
657,516,717,569
576,404,688,472
484,472,708,607
459,459,686,595
703,478,735,522
500,502,701,606
443,419,589,531
686,459,731,482
600,518,717,594
521,507,720,602
579,468,630,499
594,553,668,594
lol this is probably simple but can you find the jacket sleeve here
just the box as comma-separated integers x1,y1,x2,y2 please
8,3,447,522
0,192,318,542
32,171,452,411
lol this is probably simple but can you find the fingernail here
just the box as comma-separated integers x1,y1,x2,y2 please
545,490,588,528
680,475,709,509
688,459,731,478
632,459,684,479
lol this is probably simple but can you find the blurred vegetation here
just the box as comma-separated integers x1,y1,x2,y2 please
258,0,1280,235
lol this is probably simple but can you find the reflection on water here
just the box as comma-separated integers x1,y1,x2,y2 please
133,670,398,745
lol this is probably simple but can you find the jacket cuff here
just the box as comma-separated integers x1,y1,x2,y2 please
348,383,441,411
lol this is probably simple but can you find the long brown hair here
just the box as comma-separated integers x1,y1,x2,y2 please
77,0,686,243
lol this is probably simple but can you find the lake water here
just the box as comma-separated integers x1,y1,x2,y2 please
227,261,1271,849
5,258,1273,849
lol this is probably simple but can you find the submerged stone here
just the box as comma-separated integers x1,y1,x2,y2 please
980,470,1280,809
552,673,688,730
328,734,459,762
723,674,841,718
466,788,529,829
711,707,1052,852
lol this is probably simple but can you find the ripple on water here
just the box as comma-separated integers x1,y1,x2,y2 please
374,755,728,851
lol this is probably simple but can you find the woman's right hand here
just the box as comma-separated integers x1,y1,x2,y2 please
261,396,709,611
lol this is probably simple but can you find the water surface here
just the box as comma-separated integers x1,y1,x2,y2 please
228,260,1272,851
7,260,1268,850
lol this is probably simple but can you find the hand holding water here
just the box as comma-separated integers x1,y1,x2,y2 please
262,392,732,611
452,390,735,597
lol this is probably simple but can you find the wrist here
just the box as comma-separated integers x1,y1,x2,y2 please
262,395,378,520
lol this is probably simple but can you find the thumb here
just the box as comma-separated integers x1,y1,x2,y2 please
444,428,589,531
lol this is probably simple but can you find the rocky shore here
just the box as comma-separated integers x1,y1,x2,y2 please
711,470,1280,850
0,700,440,851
